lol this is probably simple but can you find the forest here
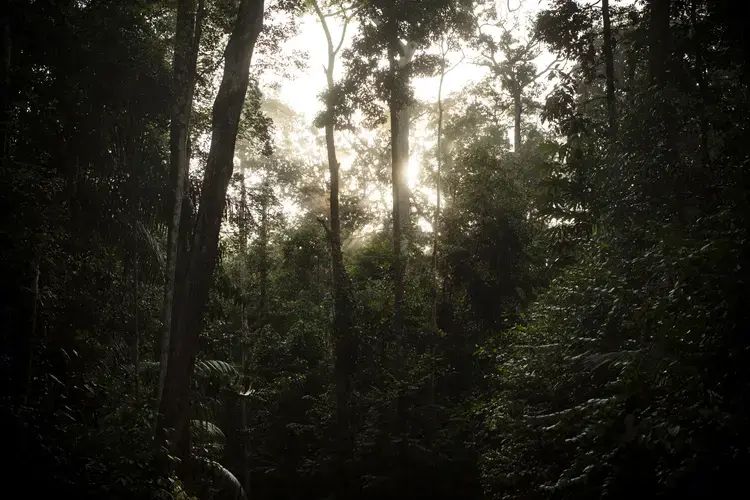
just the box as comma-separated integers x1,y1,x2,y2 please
2,0,749,498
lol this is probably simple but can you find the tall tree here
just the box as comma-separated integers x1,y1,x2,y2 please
475,28,557,152
157,0,266,466
157,0,205,408
311,1,359,497
0,1,11,161
388,29,414,395
648,0,671,85
602,0,617,135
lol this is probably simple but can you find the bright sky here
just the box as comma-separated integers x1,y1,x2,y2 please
270,0,553,117
249,0,555,231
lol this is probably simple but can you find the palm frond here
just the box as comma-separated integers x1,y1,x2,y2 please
195,359,240,381
190,420,226,444
196,458,246,500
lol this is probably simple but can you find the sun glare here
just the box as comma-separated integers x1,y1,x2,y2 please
406,155,420,190
251,0,553,229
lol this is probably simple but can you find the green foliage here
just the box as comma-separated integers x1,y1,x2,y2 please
475,2,750,499
5,1,750,500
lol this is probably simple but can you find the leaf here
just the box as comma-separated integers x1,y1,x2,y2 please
190,420,226,444
195,359,239,381
197,458,247,500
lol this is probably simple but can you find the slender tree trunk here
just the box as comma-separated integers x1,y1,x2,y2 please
648,0,688,224
157,0,265,467
513,85,522,152
133,255,140,395
0,4,11,161
238,162,251,497
432,58,445,328
387,23,410,492
312,4,357,496
23,254,40,406
396,42,415,245
259,180,269,315
602,0,618,136
157,0,205,409
690,0,709,167
429,52,447,406
388,37,415,372
388,30,406,383
396,103,411,232
648,0,671,86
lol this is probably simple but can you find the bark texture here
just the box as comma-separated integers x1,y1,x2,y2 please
157,0,265,467
157,0,205,408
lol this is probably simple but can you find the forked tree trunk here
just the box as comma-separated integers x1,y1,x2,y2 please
157,0,205,409
157,0,265,466
311,3,357,496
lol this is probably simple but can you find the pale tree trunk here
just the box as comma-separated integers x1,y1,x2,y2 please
387,24,415,488
429,46,448,406
396,42,415,249
602,0,618,136
389,34,415,374
389,32,405,385
157,0,265,467
311,3,357,497
238,162,251,497
513,84,522,152
259,180,269,314
157,0,205,409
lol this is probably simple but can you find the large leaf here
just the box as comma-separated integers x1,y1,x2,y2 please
196,458,246,500
194,359,239,382
190,420,226,444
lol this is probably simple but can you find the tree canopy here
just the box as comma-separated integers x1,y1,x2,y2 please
2,0,750,499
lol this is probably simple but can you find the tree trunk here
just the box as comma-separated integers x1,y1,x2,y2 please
157,0,265,466
429,51,447,406
513,86,522,152
388,36,415,368
388,31,406,383
22,253,40,406
690,0,709,167
647,0,687,224
312,3,357,495
648,0,671,85
134,255,140,395
157,0,205,409
602,0,618,136
259,180,269,315
238,162,251,497
395,42,415,245
387,24,410,492
0,4,11,161
396,103,411,233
